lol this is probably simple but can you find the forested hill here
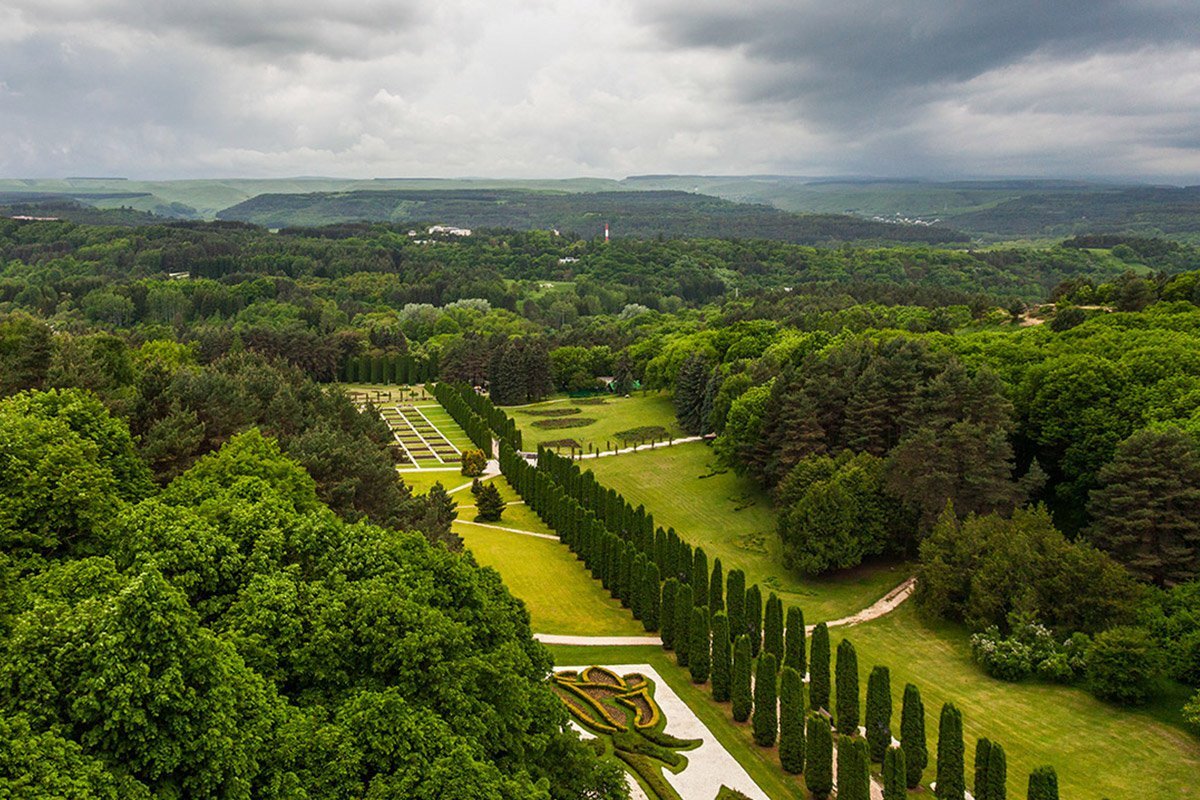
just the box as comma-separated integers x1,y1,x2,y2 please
216,189,969,244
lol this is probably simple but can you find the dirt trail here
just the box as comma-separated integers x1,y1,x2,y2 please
810,576,917,632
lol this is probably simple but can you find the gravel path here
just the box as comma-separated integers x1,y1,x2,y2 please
536,633,662,645
455,519,560,541
810,576,917,632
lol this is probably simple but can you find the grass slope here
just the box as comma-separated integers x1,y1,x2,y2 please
513,392,686,453
586,442,911,622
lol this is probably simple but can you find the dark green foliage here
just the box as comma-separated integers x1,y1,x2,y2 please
471,478,506,522
901,683,928,789
810,622,832,713
692,547,709,600
975,738,993,800
837,735,871,800
836,638,860,735
709,557,725,613
805,712,834,800
732,635,753,723
936,703,965,800
745,583,763,656
866,665,892,762
784,606,806,675
642,562,661,632
727,569,746,642
987,741,1007,800
752,653,778,747
779,666,805,774
711,612,732,702
675,352,712,434
690,605,711,684
884,745,907,800
661,578,678,650
1027,766,1059,800
1086,626,1160,705
763,593,784,661
674,583,694,667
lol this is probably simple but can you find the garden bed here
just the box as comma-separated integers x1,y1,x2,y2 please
532,417,596,429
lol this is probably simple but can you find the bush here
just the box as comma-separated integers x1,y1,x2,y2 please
460,448,487,476
970,629,1033,681
1087,626,1160,705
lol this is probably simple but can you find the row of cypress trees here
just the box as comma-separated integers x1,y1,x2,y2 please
342,353,438,385
432,382,523,450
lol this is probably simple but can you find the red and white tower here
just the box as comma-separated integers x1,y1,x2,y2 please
604,222,609,242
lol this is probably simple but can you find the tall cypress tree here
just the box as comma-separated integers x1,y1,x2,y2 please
901,683,928,790
779,666,805,774
1026,766,1058,800
660,578,678,650
753,653,779,747
689,605,711,684
837,735,871,800
974,738,993,800
936,703,965,800
726,569,746,642
805,712,833,800
692,547,709,598
784,606,806,675
810,622,832,713
836,638,860,735
709,557,724,613
987,742,1007,800
745,583,763,656
711,612,732,702
629,555,644,618
883,746,907,800
732,635,753,723
764,593,784,661
617,544,632,607
642,562,661,632
866,665,893,763
674,583,693,667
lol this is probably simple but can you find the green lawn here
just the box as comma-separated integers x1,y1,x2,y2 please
512,392,686,452
545,644,806,800
587,442,912,623
397,469,466,497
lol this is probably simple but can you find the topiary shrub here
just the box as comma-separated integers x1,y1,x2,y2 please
460,448,487,476
752,653,778,746
805,712,833,800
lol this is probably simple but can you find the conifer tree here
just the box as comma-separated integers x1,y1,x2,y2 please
866,665,892,762
810,622,832,713
764,593,784,661
745,583,763,656
901,683,928,789
674,583,693,667
642,562,661,631
936,703,965,800
837,735,871,800
690,605,711,684
629,555,644,618
974,738,993,800
1026,767,1058,800
727,569,746,642
675,352,711,434
732,635,753,723
805,712,834,800
617,544,632,607
472,480,506,522
779,666,805,774
660,578,678,650
784,606,806,675
692,547,709,598
753,653,779,747
709,557,724,613
883,746,907,800
711,612,732,702
836,638,860,735
987,741,1006,800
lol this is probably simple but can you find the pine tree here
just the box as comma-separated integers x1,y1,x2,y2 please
689,605,711,684
764,593,784,661
660,578,678,650
784,606,806,675
805,712,834,800
936,703,965,800
642,562,661,631
866,665,892,763
901,683,928,790
727,569,746,642
732,635,753,723
674,583,693,667
473,480,505,521
987,742,1006,800
883,746,907,800
836,638,860,735
692,547,709,598
837,735,871,800
1026,766,1058,800
674,352,711,434
745,583,763,656
753,653,779,747
709,557,724,613
810,622,831,713
779,666,805,774
711,612,732,702
974,738,993,800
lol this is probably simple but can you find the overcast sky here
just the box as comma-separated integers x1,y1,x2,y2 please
2,0,1198,181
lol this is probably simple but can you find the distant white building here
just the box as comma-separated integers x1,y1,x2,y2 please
428,225,472,236
558,257,580,264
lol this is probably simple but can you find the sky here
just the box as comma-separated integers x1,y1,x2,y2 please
1,0,1199,181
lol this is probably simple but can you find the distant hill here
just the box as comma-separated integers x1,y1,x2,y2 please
216,189,968,244
0,198,164,226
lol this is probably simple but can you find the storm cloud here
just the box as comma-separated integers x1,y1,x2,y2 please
1,0,1198,180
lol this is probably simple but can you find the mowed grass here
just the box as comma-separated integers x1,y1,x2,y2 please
588,442,911,622
411,404,475,451
846,603,1200,800
512,392,686,452
545,644,806,800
